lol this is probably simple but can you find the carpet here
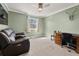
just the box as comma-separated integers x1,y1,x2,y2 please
20,37,79,56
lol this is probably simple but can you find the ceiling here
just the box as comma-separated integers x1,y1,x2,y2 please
6,3,79,17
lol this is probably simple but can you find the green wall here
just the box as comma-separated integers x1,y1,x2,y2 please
8,5,79,38
45,6,79,37
8,11,45,38
8,11,27,33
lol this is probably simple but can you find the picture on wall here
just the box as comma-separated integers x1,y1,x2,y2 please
0,4,8,25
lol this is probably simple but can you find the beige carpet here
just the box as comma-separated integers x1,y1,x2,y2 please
21,37,79,56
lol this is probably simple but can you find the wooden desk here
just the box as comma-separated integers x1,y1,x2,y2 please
54,32,79,53
73,36,79,53
54,32,62,45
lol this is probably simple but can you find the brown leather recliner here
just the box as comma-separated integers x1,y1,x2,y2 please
0,28,30,56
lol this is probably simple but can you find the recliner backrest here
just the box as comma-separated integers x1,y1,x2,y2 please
1,28,15,36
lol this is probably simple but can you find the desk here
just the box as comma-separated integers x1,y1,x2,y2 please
54,32,79,53
73,36,79,53
54,32,62,45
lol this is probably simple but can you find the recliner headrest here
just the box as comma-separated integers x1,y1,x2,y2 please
1,28,16,43
1,28,15,37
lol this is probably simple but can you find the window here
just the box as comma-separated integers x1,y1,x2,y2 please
27,16,38,32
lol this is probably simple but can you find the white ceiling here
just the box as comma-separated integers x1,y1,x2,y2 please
6,3,79,17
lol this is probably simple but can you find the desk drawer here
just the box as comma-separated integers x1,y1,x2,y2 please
55,40,61,45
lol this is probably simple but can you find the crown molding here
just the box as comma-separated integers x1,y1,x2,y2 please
9,8,46,18
9,8,26,15
46,4,79,17
6,3,79,18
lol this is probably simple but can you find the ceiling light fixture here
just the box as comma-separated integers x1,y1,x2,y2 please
38,3,43,12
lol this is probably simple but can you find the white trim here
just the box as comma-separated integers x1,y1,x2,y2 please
9,8,26,15
9,9,45,18
1,3,9,13
46,4,79,17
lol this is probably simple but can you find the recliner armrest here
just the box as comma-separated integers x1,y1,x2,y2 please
11,39,29,44
16,32,25,35
15,35,26,39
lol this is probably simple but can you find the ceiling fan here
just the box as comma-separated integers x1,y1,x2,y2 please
38,3,50,12
38,3,43,11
